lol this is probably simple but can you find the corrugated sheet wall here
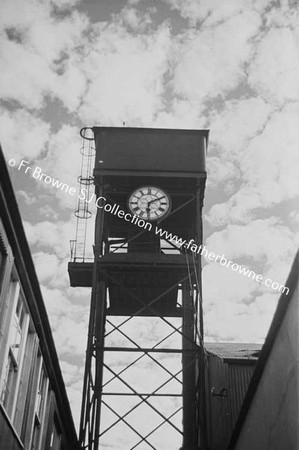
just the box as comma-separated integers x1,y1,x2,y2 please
206,356,255,450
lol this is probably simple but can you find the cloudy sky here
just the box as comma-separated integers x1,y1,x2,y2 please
1,0,299,441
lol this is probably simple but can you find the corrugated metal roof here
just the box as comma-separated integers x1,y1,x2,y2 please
205,342,262,361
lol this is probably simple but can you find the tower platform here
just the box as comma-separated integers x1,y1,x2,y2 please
68,253,197,317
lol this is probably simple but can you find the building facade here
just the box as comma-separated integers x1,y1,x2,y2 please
0,146,78,450
227,251,299,450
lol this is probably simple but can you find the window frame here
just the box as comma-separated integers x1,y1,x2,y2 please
29,358,49,450
0,282,30,420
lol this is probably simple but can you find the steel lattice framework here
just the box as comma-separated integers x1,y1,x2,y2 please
78,252,203,449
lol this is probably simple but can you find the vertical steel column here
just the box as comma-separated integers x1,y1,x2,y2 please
195,184,208,450
93,278,106,449
182,284,196,449
79,185,106,450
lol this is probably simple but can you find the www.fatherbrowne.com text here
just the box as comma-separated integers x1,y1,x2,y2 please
10,159,289,296
82,192,289,296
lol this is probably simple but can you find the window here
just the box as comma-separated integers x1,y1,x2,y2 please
30,362,49,450
31,415,41,450
0,224,13,322
50,417,61,450
0,244,6,293
36,364,48,423
0,289,29,419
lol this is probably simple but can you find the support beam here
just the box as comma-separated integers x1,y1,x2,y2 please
182,286,197,449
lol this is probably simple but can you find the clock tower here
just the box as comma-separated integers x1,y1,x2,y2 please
69,126,209,449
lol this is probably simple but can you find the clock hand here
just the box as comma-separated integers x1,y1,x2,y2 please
147,195,166,206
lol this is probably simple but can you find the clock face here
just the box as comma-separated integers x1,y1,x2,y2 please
128,186,171,221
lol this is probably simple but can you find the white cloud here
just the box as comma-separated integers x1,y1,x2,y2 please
241,103,299,202
205,217,296,266
34,125,82,208
207,157,240,188
154,98,206,128
38,204,59,219
289,210,299,225
204,296,278,342
0,0,88,111
51,0,81,9
79,21,172,125
0,108,50,160
248,25,299,104
0,38,55,109
163,0,269,26
0,0,52,29
52,317,88,355
202,261,282,343
206,186,264,225
41,285,89,355
203,262,254,306
53,55,88,111
32,251,70,288
206,102,299,224
24,216,95,268
61,370,84,428
171,12,262,102
6,123,94,212
33,251,60,283
202,263,279,342
207,97,272,159
24,219,75,258
16,189,37,206
118,5,154,30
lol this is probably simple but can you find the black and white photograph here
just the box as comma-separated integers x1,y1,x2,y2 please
0,1,298,449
